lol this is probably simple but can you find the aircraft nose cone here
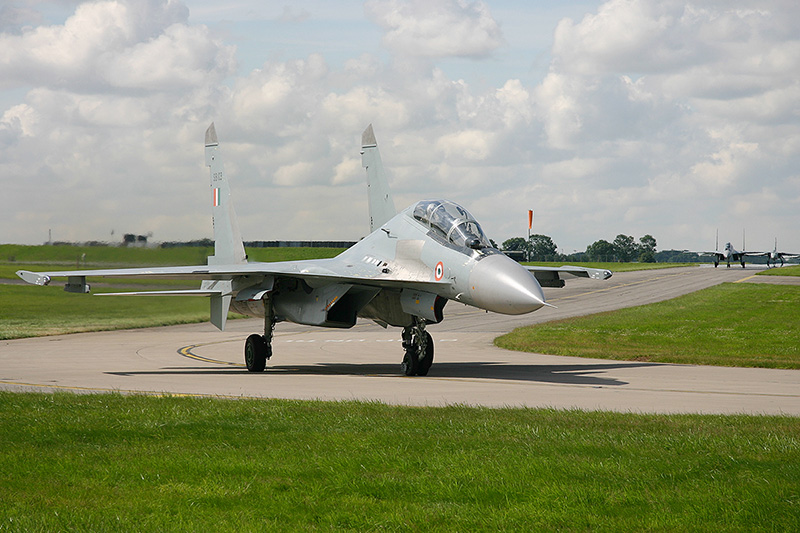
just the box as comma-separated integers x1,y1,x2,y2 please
468,254,546,314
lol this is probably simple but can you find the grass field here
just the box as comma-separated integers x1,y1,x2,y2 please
1,393,798,531
497,283,800,369
3,249,799,529
0,284,213,340
758,265,800,277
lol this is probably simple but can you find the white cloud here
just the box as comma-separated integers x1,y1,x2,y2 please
534,0,800,250
320,86,409,133
2,0,800,255
436,129,493,161
688,139,761,193
230,54,329,134
365,0,502,58
0,0,226,91
105,22,236,90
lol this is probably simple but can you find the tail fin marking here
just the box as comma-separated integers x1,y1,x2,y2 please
205,123,247,266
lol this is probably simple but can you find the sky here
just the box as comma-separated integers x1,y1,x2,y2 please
2,0,799,255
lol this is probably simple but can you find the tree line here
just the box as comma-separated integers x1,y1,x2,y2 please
501,233,691,263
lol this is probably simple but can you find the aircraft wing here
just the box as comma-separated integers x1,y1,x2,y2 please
525,265,612,288
16,259,450,293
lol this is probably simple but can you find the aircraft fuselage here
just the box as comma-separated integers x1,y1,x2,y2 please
228,202,545,329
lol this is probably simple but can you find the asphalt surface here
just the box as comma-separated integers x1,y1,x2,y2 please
2,265,799,415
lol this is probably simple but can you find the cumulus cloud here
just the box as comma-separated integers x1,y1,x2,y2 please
538,1,800,183
511,0,800,251
0,0,239,244
2,0,800,254
365,0,503,58
0,0,234,91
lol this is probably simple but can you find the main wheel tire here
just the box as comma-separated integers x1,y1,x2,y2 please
244,334,268,372
401,348,419,376
416,332,434,376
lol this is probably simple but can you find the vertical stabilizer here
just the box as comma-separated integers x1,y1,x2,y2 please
361,124,396,232
205,123,247,266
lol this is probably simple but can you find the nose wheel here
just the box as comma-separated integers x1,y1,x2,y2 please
401,319,434,376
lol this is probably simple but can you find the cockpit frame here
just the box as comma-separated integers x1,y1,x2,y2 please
411,200,492,252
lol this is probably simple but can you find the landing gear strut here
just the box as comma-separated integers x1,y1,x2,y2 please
401,317,434,376
244,295,275,372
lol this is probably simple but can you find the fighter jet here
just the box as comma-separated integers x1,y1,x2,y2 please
697,230,767,268
701,242,761,268
766,239,800,268
17,124,611,376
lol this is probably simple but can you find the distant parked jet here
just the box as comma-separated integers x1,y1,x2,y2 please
701,241,767,268
766,239,800,268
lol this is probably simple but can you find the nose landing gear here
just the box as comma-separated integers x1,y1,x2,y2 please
401,318,434,376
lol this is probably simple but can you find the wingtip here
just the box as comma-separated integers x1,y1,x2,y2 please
17,270,50,286
205,122,218,146
362,124,376,147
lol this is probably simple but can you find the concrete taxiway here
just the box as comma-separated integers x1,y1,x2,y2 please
2,265,799,415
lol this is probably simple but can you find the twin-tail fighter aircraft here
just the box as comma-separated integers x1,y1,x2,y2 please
18,124,611,376
766,239,800,268
703,241,760,268
695,230,766,268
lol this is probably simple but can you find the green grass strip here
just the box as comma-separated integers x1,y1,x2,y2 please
758,265,800,277
0,284,213,340
497,283,800,368
1,393,798,531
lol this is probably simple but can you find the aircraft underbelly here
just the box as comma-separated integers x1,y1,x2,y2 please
358,288,446,327
231,283,381,329
358,289,413,328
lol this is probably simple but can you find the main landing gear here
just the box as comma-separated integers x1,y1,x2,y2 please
242,298,436,377
244,300,275,372
400,317,434,376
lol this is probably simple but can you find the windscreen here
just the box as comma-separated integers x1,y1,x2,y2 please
412,200,492,250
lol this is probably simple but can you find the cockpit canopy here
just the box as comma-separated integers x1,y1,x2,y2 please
411,200,492,250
